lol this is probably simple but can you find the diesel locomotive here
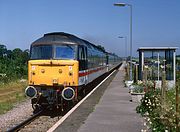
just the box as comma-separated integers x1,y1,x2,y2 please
25,32,121,110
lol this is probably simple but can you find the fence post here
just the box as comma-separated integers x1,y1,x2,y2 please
143,66,148,92
134,64,138,83
127,63,130,80
161,65,167,113
176,78,179,132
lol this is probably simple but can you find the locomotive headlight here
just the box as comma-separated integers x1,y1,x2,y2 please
52,78,58,84
69,71,73,76
41,69,45,73
25,86,37,98
32,71,35,75
59,69,62,74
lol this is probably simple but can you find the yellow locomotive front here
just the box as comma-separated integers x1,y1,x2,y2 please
25,33,81,109
28,60,78,87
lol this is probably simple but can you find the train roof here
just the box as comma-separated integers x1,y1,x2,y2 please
31,32,121,58
31,32,106,53
81,39,106,53
31,32,86,46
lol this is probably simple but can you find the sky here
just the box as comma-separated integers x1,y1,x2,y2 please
0,0,180,57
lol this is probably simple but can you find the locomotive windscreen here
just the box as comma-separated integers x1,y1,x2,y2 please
55,45,75,59
30,44,76,60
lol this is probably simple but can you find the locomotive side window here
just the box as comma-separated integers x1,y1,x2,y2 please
78,46,87,70
30,45,53,59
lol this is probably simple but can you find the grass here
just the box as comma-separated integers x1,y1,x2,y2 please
0,80,27,114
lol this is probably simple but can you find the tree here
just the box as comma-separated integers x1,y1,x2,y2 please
6,50,12,59
22,49,30,64
12,48,23,59
0,44,7,57
97,45,106,52
0,46,30,82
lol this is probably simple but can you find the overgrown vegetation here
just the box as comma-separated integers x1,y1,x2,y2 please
0,44,29,114
124,57,180,131
0,81,27,114
0,44,29,83
136,74,180,131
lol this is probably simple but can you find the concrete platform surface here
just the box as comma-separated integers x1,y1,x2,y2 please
78,64,144,132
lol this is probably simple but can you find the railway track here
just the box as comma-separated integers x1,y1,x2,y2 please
7,110,44,132
6,65,121,132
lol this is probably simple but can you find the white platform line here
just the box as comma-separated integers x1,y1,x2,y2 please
47,69,117,132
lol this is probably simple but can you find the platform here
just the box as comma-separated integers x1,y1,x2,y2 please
53,63,145,132
77,63,144,132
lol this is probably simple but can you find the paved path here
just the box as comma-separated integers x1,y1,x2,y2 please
78,63,144,132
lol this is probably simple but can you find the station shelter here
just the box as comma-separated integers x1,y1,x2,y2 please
137,47,178,88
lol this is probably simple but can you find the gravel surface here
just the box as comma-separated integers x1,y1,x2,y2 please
0,99,65,132
19,115,61,132
0,99,33,131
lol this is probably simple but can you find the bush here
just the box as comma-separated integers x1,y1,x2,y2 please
137,88,179,131
0,45,29,83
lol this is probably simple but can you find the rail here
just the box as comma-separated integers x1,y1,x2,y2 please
7,109,44,132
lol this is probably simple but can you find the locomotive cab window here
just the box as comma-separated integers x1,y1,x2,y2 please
30,45,53,59
55,45,75,60
30,44,76,60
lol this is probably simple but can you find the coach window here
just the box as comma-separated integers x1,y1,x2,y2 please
88,49,93,68
78,46,87,70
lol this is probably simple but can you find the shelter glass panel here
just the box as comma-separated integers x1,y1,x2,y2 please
143,51,166,80
165,50,174,80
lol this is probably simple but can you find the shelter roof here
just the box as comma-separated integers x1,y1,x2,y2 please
137,47,178,51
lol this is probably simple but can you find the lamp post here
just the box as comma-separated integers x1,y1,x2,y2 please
118,36,127,61
114,3,133,81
